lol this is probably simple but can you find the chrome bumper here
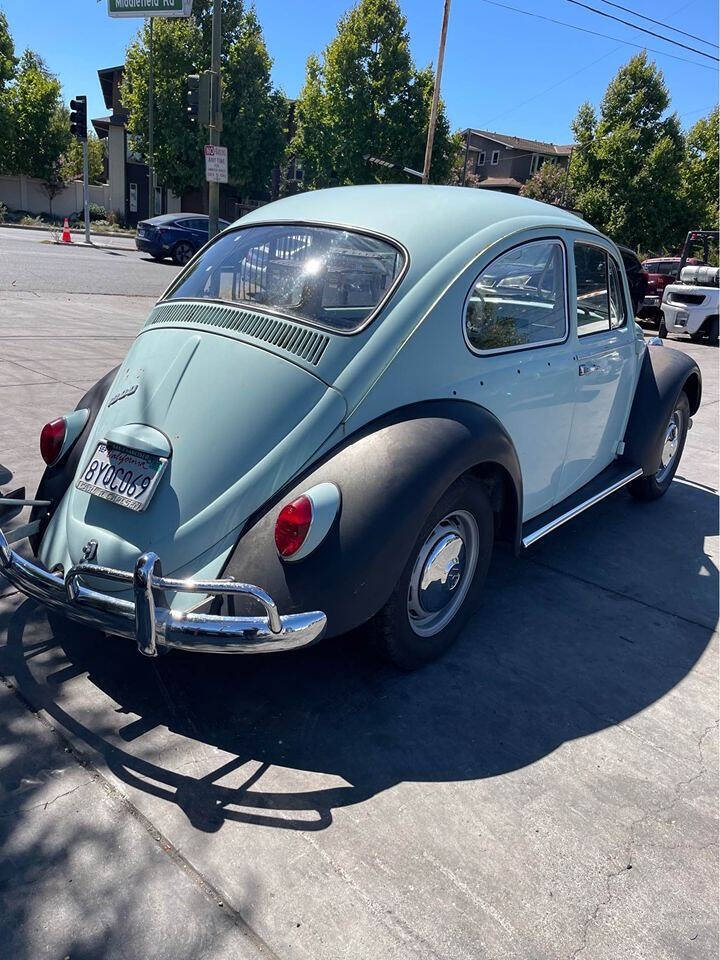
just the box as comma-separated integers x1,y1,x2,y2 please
0,527,326,657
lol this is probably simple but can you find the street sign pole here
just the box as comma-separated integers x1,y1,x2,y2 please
208,0,221,240
148,16,155,218
82,138,90,244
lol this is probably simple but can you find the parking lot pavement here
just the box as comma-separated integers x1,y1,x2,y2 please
0,290,717,959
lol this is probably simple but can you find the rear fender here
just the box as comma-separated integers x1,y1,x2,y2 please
222,399,523,638
30,366,119,552
623,345,701,476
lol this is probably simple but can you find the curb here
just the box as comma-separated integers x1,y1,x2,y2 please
0,221,136,241
41,238,138,251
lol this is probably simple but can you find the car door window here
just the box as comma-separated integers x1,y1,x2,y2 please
464,239,567,353
575,243,627,335
575,244,610,336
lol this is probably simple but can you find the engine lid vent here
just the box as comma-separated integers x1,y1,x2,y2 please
145,301,331,366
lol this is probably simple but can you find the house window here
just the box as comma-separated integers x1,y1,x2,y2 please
476,150,486,170
491,150,500,165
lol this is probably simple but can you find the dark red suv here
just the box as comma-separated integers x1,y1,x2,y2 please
639,257,702,321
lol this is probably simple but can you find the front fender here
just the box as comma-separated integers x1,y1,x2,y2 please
222,399,522,638
623,344,701,476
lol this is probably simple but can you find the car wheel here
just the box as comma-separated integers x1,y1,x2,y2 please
658,316,668,339
630,392,689,501
708,316,719,346
172,241,195,266
372,478,494,670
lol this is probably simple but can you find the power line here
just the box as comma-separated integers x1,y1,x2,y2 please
564,0,718,61
482,0,700,126
595,0,719,49
477,0,717,70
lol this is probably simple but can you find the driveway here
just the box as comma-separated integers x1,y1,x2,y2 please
0,264,717,959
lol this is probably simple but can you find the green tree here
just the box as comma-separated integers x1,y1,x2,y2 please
570,53,685,250
680,107,719,230
6,50,70,183
0,11,17,172
291,0,456,189
121,1,284,199
520,161,575,207
61,133,106,184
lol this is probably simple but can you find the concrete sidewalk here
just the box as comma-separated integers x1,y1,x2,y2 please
0,284,717,959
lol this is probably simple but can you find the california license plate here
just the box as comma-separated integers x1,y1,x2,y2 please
76,441,167,512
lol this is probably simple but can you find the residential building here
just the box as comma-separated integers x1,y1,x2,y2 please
460,129,573,194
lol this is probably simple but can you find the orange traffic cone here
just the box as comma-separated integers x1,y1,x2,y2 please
61,217,72,243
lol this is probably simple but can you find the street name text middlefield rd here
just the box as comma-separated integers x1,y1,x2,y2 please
107,0,192,18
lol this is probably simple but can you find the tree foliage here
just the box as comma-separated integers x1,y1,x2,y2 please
121,0,284,199
520,161,575,207
3,50,70,182
680,107,719,231
61,134,106,184
290,0,457,189
570,53,685,250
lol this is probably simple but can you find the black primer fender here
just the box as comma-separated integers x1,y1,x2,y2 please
30,365,119,553
623,344,702,476
222,399,523,638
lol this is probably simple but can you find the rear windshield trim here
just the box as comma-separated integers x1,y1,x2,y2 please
160,219,410,336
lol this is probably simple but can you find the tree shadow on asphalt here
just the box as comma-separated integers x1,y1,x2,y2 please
1,481,717,836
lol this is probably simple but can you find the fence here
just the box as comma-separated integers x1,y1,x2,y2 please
0,174,112,219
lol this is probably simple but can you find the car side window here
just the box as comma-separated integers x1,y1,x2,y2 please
464,239,567,353
575,243,626,336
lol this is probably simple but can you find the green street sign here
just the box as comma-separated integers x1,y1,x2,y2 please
107,0,192,18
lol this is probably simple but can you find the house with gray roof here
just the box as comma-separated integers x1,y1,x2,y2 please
460,129,574,194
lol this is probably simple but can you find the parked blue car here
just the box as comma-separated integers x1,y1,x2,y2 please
136,213,231,265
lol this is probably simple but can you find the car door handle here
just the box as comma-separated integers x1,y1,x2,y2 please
578,362,598,376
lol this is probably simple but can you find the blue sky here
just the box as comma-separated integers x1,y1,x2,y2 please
2,0,717,143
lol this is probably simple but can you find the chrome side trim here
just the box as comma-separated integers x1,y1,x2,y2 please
0,528,326,657
522,467,643,548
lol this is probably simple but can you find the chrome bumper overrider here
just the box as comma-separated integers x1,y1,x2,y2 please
0,527,326,657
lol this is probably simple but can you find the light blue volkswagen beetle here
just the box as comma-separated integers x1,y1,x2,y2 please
0,186,701,668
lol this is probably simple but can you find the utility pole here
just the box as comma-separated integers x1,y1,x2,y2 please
82,139,90,243
422,0,452,185
148,16,155,218
208,0,222,239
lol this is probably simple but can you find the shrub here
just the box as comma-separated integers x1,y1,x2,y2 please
89,202,106,221
0,202,6,223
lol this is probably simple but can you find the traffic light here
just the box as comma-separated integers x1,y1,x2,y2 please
69,96,87,140
186,72,211,126
186,74,200,122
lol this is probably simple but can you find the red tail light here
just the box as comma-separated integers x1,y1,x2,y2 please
40,417,67,466
274,495,313,558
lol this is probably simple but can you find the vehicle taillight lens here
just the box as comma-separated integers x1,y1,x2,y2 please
274,495,313,558
40,417,67,465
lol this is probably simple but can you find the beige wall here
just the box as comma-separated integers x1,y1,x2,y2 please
0,174,111,218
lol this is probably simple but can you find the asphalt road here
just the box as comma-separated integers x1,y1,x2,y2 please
0,224,180,298
0,232,717,960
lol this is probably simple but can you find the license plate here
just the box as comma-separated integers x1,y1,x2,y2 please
76,441,167,512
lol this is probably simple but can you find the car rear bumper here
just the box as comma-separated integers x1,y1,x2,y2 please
0,527,326,657
135,236,164,256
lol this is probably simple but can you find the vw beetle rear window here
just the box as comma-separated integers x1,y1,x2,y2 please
164,224,406,333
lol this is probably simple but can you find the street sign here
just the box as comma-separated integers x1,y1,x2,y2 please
204,144,228,184
107,0,192,18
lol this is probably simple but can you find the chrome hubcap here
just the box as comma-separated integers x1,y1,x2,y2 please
657,409,682,482
407,510,479,637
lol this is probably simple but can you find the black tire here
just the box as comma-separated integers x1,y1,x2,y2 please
151,253,166,262
630,391,690,501
172,241,195,266
658,316,668,339
372,477,494,670
708,316,719,347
